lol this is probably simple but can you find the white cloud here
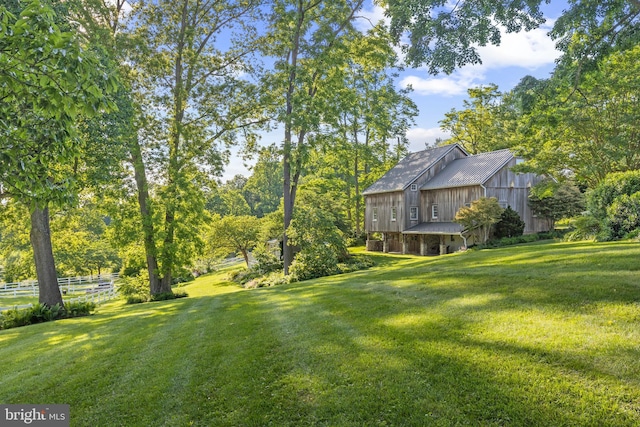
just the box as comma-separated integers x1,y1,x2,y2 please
400,22,561,97
475,22,560,69
406,127,451,151
401,66,484,97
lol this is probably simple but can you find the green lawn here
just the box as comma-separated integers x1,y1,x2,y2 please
1,241,639,426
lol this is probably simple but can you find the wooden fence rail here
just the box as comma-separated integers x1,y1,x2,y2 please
0,273,119,298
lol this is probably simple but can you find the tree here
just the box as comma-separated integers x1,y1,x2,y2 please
439,84,507,155
124,0,264,294
325,26,417,234
515,46,640,187
0,0,116,306
262,0,365,275
455,197,503,244
207,215,261,267
383,0,640,73
0,201,34,282
243,145,284,218
528,180,584,230
287,181,350,281
51,202,120,276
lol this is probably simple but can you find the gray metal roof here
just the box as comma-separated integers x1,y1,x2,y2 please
403,222,464,235
362,145,460,195
421,149,514,190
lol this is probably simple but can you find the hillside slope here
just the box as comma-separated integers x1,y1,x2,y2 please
1,241,639,426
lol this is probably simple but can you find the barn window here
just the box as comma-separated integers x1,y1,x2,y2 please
372,208,378,221
391,207,397,221
431,204,439,219
410,184,418,191
410,206,418,220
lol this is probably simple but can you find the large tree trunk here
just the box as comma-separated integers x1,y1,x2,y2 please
30,205,64,308
283,148,294,276
130,138,162,294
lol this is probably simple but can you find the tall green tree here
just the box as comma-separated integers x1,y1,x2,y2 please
528,180,584,230
262,0,365,274
326,26,417,234
439,84,506,154
124,0,264,294
515,46,640,187
0,0,116,306
243,145,283,218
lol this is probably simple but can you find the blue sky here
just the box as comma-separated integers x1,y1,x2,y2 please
223,1,567,181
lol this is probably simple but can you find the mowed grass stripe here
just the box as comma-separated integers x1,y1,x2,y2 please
0,240,639,426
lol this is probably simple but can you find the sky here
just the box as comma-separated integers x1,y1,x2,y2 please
222,1,567,181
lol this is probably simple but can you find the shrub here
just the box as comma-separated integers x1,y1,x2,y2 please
494,206,525,238
587,171,640,220
252,243,283,274
564,215,602,241
455,197,503,244
117,272,150,303
479,231,564,249
64,301,96,317
150,291,189,302
289,244,340,282
0,301,96,330
603,192,640,240
244,272,291,289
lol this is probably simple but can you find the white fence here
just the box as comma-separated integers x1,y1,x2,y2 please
0,273,119,298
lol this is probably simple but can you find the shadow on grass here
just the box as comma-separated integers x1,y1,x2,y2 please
1,240,639,425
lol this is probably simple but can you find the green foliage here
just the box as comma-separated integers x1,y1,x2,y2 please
286,184,350,281
515,46,640,186
587,170,640,221
289,244,341,282
0,301,95,330
206,215,261,267
64,301,96,317
478,231,563,249
150,291,188,302
252,243,284,275
117,272,150,303
455,197,503,244
386,0,639,73
439,85,510,154
494,206,525,239
603,192,640,241
564,215,602,242
0,0,117,207
528,180,584,229
242,145,283,218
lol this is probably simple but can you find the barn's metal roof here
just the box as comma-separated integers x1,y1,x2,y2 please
421,149,514,190
361,144,461,195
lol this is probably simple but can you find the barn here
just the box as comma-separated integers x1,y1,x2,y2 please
362,144,548,255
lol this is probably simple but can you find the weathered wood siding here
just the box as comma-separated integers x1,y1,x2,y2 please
483,159,548,233
422,186,484,222
421,160,548,233
365,192,404,233
365,146,467,233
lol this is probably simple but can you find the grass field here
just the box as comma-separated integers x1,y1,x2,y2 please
1,241,639,426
